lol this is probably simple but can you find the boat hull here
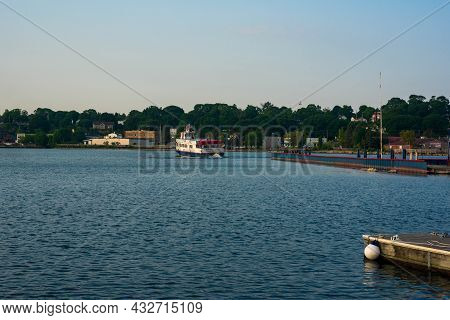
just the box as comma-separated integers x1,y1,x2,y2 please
176,150,224,158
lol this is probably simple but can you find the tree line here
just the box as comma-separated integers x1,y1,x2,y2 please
0,94,448,148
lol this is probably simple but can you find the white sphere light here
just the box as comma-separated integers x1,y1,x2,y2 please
364,244,380,260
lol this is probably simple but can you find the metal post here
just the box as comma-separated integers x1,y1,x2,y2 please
448,128,450,160
379,72,383,159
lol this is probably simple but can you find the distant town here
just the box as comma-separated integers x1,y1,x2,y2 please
1,94,449,154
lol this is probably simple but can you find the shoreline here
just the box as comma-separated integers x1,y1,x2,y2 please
0,144,266,152
1,144,448,157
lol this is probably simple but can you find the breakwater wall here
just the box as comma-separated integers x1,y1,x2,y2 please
272,152,428,174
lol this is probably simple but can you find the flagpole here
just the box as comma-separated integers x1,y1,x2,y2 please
379,72,383,159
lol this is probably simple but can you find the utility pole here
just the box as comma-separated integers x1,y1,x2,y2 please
379,72,383,159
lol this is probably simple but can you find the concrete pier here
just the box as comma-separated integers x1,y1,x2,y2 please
363,233,450,275
272,152,429,174
427,165,450,175
272,152,450,175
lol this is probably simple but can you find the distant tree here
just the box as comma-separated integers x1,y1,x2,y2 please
408,95,429,118
19,134,35,144
422,114,447,137
352,125,367,148
428,96,449,116
162,105,185,127
29,109,51,133
52,128,72,144
356,105,376,121
337,128,346,147
2,93,449,149
341,105,354,120
34,131,49,147
1,109,29,124
344,127,353,148
239,105,261,126
72,128,86,143
244,129,262,148
318,136,323,149
124,110,142,130
400,130,416,147
287,130,305,148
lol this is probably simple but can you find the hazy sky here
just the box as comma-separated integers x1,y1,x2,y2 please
1,0,449,114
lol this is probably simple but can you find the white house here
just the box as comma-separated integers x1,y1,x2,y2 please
305,137,327,148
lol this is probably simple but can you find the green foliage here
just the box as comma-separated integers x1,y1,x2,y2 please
244,130,262,148
422,114,447,137
19,131,49,147
19,134,35,144
34,131,49,147
72,128,86,143
382,95,448,136
357,105,377,121
1,94,448,149
336,128,345,146
400,130,416,147
48,128,85,144
287,130,306,148
52,128,72,144
1,109,29,124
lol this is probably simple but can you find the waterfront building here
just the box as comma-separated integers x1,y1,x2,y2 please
92,121,114,131
124,130,158,147
15,133,26,143
283,136,292,148
388,136,411,151
84,133,129,146
350,117,367,123
305,137,327,148
169,128,178,147
263,136,282,150
416,138,445,150
416,137,448,154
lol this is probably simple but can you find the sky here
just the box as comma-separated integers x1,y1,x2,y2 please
1,0,449,114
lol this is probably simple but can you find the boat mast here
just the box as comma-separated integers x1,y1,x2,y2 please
379,72,383,159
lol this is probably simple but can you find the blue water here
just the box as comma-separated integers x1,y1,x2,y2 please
0,149,449,299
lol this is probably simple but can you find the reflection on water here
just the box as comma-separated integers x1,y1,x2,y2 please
363,260,450,299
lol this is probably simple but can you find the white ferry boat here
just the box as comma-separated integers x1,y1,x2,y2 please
176,125,225,158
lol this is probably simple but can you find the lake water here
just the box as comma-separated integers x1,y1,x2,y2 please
0,149,449,299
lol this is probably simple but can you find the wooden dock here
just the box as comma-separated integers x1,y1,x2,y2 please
363,233,450,275
427,165,450,175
